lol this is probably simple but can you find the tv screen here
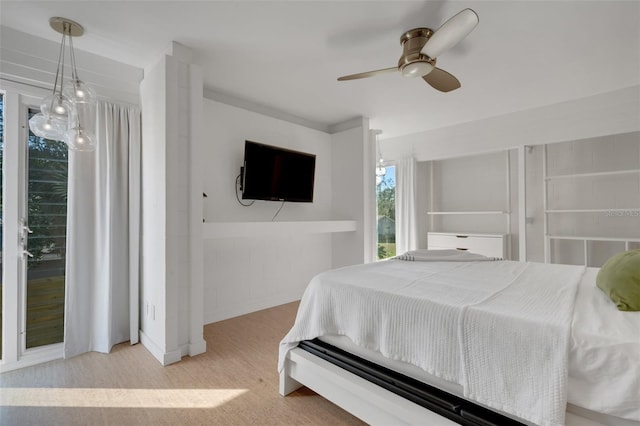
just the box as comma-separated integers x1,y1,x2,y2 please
241,140,316,203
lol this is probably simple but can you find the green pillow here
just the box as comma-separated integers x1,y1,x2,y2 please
596,249,640,311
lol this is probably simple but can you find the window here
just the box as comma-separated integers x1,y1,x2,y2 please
25,109,67,348
376,165,395,259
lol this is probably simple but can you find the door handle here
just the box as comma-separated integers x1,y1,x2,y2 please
20,220,33,243
23,250,34,258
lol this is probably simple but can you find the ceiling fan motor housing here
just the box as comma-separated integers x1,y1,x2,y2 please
398,28,436,77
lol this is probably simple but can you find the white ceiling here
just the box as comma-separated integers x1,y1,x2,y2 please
1,1,639,139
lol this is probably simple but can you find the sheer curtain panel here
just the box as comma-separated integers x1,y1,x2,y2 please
396,157,418,255
64,101,141,358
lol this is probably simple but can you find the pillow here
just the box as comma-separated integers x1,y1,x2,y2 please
596,249,640,311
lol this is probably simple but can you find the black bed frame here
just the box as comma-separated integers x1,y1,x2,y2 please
299,339,525,426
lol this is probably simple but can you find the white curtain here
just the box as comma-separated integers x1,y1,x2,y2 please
64,101,141,358
396,157,418,254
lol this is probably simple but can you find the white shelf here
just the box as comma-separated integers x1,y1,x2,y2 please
203,220,357,239
427,211,508,215
545,208,640,214
545,169,640,180
429,231,507,238
547,235,640,243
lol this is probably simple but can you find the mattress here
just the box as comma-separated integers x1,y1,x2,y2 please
316,267,640,425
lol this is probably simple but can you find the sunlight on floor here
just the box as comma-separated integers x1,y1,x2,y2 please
0,387,249,408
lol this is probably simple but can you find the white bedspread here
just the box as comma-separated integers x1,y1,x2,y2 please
279,259,586,426
568,268,640,421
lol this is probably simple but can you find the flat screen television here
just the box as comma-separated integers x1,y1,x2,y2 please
241,140,316,203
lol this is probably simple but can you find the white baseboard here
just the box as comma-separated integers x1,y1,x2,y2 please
187,339,207,357
141,330,207,366
204,293,301,325
140,330,181,366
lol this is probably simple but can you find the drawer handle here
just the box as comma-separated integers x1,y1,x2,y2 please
456,248,469,251
455,235,469,238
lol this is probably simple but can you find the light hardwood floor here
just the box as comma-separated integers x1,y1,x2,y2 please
0,302,365,426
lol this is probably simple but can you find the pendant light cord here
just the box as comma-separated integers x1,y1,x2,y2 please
68,27,79,82
49,29,66,112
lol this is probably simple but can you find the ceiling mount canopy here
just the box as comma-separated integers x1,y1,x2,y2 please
49,17,84,37
337,8,479,92
28,17,97,151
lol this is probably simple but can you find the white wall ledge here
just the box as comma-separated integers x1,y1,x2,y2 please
203,220,357,239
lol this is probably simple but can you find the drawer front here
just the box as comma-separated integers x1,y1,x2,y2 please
428,233,505,258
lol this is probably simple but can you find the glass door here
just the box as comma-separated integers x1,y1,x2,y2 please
1,89,67,372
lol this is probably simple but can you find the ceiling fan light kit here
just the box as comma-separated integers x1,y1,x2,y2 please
337,8,479,92
28,17,98,151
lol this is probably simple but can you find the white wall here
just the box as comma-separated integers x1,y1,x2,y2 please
201,99,370,324
202,100,333,223
381,86,640,162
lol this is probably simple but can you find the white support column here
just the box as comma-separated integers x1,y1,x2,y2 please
505,150,512,259
139,42,205,365
429,160,435,232
188,63,206,357
542,144,550,263
583,240,589,266
518,146,527,261
363,125,376,264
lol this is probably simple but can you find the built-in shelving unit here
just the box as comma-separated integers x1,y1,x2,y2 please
542,139,640,266
203,220,357,239
427,150,512,259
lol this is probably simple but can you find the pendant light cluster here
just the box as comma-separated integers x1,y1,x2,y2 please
29,17,97,151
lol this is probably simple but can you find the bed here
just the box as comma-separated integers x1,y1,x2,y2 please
278,250,640,426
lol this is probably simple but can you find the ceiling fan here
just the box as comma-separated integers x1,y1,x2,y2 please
337,8,479,92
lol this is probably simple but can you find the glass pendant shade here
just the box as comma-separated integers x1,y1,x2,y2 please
28,113,67,141
40,93,71,121
64,79,97,105
66,125,96,152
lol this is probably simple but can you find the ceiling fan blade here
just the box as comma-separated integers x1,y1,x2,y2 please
422,67,461,92
421,8,478,59
337,67,397,81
